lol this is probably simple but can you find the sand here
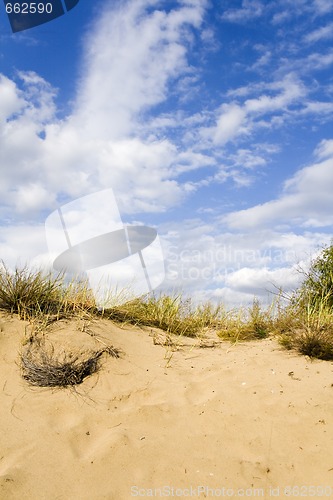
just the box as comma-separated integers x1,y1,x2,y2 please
1,311,333,499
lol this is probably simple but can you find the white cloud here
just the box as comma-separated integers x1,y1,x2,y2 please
212,104,247,145
221,0,264,23
224,141,333,230
244,76,304,113
73,0,206,140
271,0,333,21
13,183,56,215
251,50,272,70
161,218,330,306
224,266,300,296
0,72,59,215
300,101,333,116
315,138,333,159
304,22,333,43
0,224,48,269
0,75,25,122
306,49,333,70
1,0,333,308
0,1,208,222
313,0,333,14
202,75,305,147
229,149,267,169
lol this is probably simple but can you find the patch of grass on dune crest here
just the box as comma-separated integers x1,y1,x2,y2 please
0,262,96,320
0,262,64,319
217,298,273,342
106,294,228,337
275,296,333,360
2,243,333,363
274,243,333,360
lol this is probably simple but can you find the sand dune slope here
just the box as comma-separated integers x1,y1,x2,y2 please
1,312,333,499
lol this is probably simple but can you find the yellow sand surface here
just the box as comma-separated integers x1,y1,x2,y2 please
1,311,333,499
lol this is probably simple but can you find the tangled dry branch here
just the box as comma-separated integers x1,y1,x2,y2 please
21,344,121,387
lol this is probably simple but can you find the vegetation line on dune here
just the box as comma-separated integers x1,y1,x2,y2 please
1,241,333,389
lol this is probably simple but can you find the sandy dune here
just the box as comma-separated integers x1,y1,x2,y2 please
1,311,333,499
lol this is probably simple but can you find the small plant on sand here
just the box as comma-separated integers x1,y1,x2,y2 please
276,297,333,360
218,299,272,342
21,340,120,387
294,243,333,311
275,243,333,360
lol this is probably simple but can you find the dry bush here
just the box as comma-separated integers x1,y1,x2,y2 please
276,307,333,360
21,343,120,387
296,328,333,360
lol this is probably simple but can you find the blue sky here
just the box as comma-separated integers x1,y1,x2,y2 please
1,0,333,306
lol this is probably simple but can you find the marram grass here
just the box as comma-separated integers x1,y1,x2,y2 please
106,294,228,337
2,242,333,366
0,262,97,320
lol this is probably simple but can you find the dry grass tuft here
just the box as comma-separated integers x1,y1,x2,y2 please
296,328,333,360
0,262,98,320
276,305,333,360
21,343,121,387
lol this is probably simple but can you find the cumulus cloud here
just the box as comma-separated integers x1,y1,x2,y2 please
160,217,329,306
305,49,333,70
0,0,208,223
244,76,304,113
224,266,300,295
223,140,333,230
73,0,206,140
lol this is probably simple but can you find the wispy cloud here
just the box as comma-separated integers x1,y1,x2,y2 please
74,0,206,140
221,0,264,23
313,0,333,14
315,138,333,159
200,74,306,147
223,141,333,230
304,22,333,43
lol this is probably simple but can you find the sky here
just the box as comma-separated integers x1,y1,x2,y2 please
1,0,333,307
